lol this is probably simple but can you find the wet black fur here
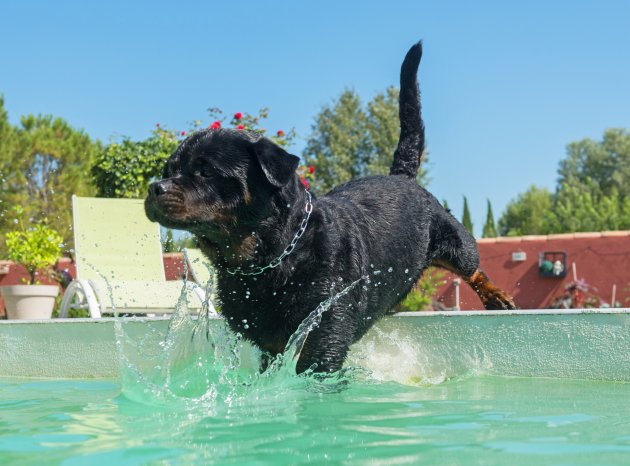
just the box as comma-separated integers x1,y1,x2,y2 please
146,43,504,373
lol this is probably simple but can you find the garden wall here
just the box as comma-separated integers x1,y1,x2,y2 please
436,231,630,310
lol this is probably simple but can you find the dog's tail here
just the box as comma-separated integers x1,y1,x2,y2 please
390,42,425,179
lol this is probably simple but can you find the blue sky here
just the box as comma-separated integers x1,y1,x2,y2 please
2,1,629,236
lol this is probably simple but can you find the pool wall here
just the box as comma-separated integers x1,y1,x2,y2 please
1,310,629,381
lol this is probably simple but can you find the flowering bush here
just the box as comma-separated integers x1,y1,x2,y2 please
92,107,314,199
296,165,316,189
548,279,607,308
200,107,315,189
202,107,297,147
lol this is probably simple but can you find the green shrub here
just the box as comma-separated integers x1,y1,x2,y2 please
5,208,63,284
397,267,446,312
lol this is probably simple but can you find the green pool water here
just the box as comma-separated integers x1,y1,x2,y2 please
1,375,630,465
2,297,630,465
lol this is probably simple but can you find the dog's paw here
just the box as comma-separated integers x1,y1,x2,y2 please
484,292,517,311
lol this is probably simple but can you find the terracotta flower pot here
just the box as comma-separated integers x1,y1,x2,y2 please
1,285,59,320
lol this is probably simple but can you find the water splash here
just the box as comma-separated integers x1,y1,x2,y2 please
115,276,366,408
114,269,489,409
261,277,364,378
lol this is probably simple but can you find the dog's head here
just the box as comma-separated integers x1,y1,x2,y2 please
145,128,300,250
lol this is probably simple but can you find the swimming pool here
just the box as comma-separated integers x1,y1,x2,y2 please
2,374,630,465
1,310,629,465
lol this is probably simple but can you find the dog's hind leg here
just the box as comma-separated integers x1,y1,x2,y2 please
462,269,516,310
433,259,516,310
430,211,516,310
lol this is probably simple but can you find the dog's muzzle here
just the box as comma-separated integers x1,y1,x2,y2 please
149,179,176,198
145,179,187,224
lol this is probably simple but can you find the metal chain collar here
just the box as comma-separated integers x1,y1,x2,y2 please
225,189,313,276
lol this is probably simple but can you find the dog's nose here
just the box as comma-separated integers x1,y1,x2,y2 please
150,180,168,197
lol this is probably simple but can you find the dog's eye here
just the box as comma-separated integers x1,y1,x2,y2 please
194,166,214,178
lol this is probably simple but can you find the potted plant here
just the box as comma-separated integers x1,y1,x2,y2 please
1,210,63,319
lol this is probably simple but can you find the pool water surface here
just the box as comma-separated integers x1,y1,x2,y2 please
1,374,629,465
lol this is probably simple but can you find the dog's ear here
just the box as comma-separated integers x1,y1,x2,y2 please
252,138,300,187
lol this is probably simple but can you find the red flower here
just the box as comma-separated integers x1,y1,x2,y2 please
234,112,243,120
277,130,285,137
181,131,186,136
237,124,244,130
309,165,315,174
300,177,310,189
210,121,221,129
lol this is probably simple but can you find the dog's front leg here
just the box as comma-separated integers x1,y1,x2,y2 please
295,308,356,374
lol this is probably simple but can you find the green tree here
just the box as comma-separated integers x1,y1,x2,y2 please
498,129,630,236
497,185,554,236
462,196,473,235
0,97,16,160
0,97,17,222
559,128,630,199
0,105,100,254
162,229,176,253
546,179,630,233
303,90,370,193
303,88,428,193
365,87,404,176
482,199,497,238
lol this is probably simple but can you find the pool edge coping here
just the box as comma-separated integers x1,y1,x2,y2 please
1,307,629,325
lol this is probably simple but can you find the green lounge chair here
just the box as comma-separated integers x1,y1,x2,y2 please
59,196,216,317
184,247,218,301
184,248,214,287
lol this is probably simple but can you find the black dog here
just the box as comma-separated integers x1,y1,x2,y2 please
145,43,516,374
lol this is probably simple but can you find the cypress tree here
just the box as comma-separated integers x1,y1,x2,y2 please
482,199,498,238
462,196,473,235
